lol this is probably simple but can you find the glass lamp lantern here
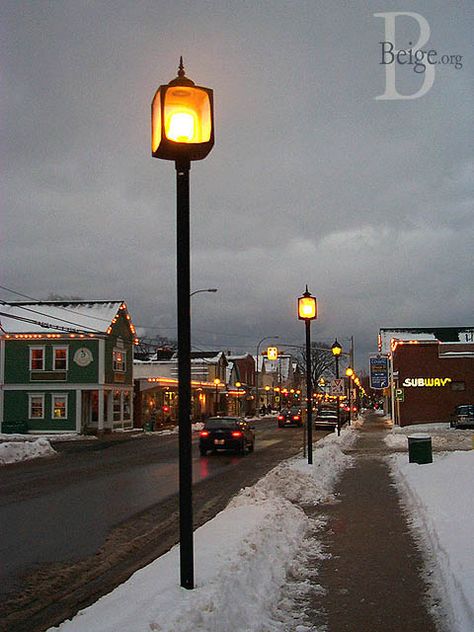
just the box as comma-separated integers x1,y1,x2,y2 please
298,286,317,320
331,339,342,357
151,58,214,162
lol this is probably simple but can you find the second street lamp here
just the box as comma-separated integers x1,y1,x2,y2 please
214,378,221,415
298,286,317,465
331,339,343,436
346,367,354,424
151,58,214,590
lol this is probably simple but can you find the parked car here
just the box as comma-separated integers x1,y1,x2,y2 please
314,408,338,429
277,407,303,428
199,417,255,455
451,404,474,429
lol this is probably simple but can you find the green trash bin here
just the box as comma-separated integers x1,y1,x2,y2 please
408,433,432,464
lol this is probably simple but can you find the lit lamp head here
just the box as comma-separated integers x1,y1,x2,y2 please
298,286,317,320
151,57,214,162
267,346,278,361
331,339,342,357
214,378,220,386
235,381,241,388
345,367,354,378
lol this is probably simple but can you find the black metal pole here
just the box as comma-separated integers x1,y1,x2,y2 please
176,158,193,590
335,355,341,436
348,375,352,425
305,320,313,464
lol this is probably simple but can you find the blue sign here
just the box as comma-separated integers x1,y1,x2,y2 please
369,355,389,389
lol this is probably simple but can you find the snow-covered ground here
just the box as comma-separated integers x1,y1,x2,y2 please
391,448,474,632
4,418,473,631
50,428,356,632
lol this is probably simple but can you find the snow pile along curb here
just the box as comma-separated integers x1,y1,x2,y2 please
51,432,354,632
0,438,56,465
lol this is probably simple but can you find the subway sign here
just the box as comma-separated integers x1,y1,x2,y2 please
402,377,452,387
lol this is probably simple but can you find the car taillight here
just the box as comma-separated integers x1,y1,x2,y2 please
293,415,300,421
200,431,210,437
231,431,243,438
278,415,285,420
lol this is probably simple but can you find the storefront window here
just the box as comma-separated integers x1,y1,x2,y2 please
123,391,131,420
52,394,67,419
113,390,121,421
29,394,44,419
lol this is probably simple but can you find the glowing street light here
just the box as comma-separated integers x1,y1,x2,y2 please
151,58,214,591
331,339,343,436
298,286,317,464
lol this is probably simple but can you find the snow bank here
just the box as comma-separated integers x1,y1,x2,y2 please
0,438,56,465
51,432,354,632
391,451,474,632
384,424,473,451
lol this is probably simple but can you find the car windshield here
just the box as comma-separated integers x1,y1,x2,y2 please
204,418,240,429
457,405,474,415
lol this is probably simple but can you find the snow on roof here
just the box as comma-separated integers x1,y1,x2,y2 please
0,301,127,335
378,327,474,354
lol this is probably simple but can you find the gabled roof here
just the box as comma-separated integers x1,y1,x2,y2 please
0,300,136,337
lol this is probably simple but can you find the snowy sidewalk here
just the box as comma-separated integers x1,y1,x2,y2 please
304,413,440,631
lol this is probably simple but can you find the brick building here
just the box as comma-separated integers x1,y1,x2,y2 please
391,340,474,426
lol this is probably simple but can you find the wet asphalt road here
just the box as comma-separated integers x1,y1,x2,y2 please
0,418,326,632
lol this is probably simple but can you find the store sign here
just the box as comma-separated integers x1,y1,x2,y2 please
402,377,452,387
369,354,389,389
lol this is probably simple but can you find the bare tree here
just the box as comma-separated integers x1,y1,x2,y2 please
297,341,335,387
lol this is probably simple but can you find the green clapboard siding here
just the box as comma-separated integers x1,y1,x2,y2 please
3,390,76,433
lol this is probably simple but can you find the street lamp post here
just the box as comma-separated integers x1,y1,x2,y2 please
331,339,342,436
151,58,214,590
214,378,220,415
255,336,279,415
346,367,354,424
298,286,317,465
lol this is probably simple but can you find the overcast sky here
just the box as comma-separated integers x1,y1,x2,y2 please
1,1,472,369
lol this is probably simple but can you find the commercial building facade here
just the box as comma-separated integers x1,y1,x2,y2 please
378,327,474,427
0,301,137,434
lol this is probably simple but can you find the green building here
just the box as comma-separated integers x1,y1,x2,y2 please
0,300,137,434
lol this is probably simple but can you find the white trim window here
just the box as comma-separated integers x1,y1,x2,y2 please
123,391,131,420
53,346,68,371
52,393,68,419
113,390,122,421
113,349,126,372
29,393,45,419
30,346,45,371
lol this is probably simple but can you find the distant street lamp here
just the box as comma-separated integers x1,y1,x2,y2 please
298,286,317,464
255,336,279,415
331,339,342,436
214,378,221,415
151,58,214,591
265,385,271,409
346,367,354,424
235,381,241,415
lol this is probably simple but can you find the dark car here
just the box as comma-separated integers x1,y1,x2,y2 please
199,417,255,455
314,407,338,429
277,407,303,428
451,404,474,429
